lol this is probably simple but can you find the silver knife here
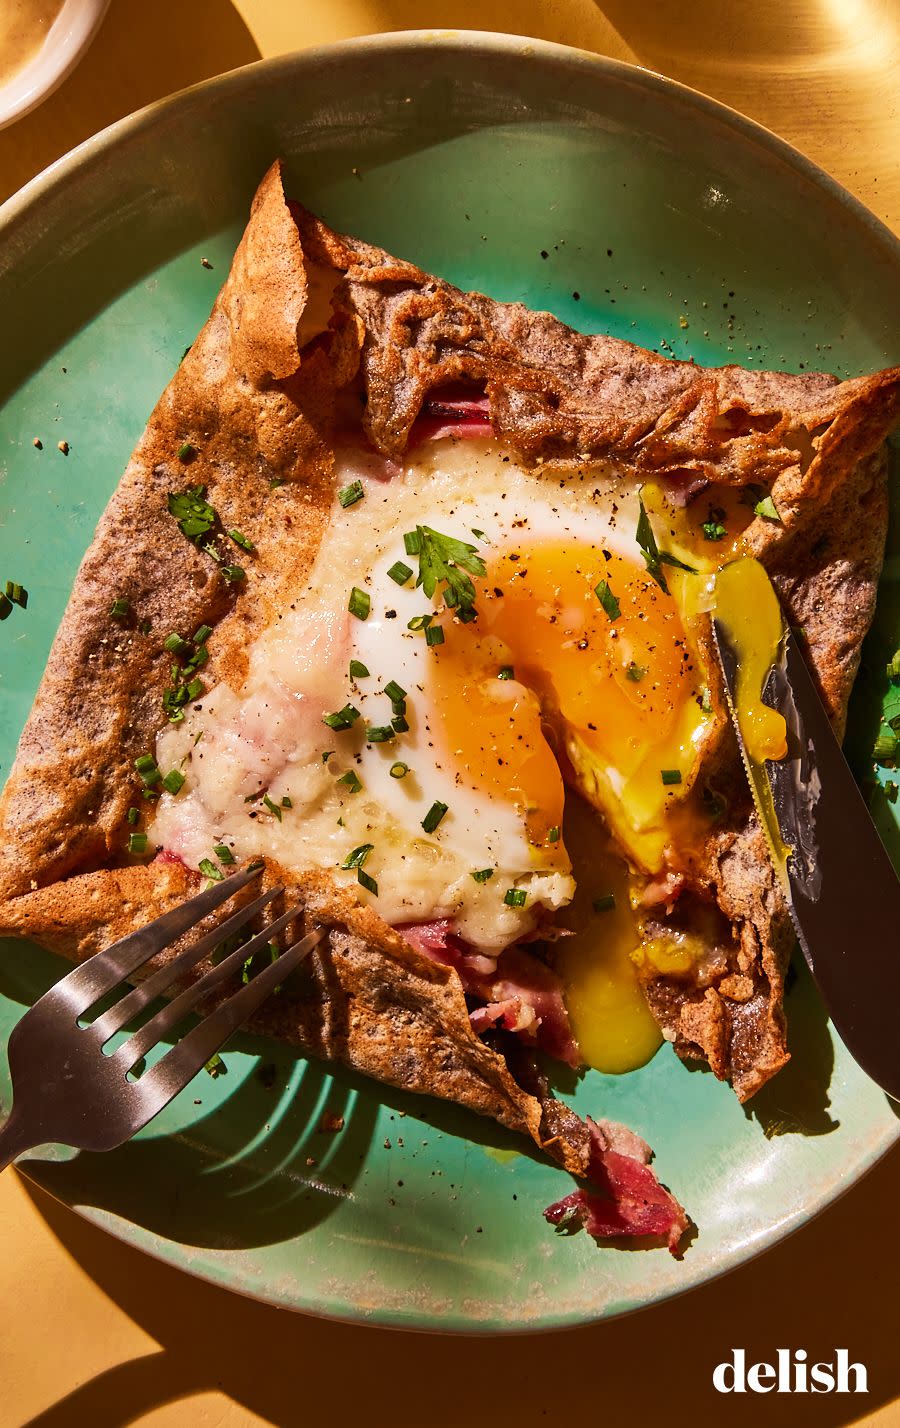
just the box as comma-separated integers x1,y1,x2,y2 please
712,559,900,1102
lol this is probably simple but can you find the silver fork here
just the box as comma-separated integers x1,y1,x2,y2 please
0,865,323,1170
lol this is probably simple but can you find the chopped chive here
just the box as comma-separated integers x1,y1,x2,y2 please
337,769,363,793
338,480,364,508
366,725,395,743
177,442,197,462
193,624,213,645
139,619,152,635
322,750,334,763
109,597,129,619
658,551,697,574
349,659,370,680
204,1053,226,1077
357,868,378,895
0,593,11,620
322,703,361,730
455,606,477,624
126,806,139,826
547,826,560,843
262,794,283,821
186,644,209,669
407,614,432,632
244,790,264,803
593,893,616,913
471,868,494,883
383,680,407,702
164,632,192,656
425,624,445,647
128,832,148,855
595,579,620,621
161,769,185,795
228,528,255,553
389,762,409,779
387,560,413,586
471,528,487,541
754,495,781,523
626,662,647,682
134,753,160,786
390,699,407,716
661,768,683,786
281,796,292,809
873,731,899,764
702,521,727,541
348,586,370,620
635,496,669,593
214,844,235,864
342,843,374,870
504,887,527,908
885,781,899,804
198,858,223,880
185,677,203,700
498,665,514,680
391,715,409,733
421,801,448,833
221,564,245,584
403,530,423,555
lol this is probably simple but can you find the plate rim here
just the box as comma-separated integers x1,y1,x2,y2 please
2,28,899,1329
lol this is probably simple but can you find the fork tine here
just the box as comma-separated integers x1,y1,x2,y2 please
55,864,264,1009
89,887,281,1044
134,923,324,1116
113,903,310,1069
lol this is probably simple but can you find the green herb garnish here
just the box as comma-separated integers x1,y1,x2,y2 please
366,725,395,743
595,579,620,620
109,597,129,620
337,769,363,793
425,623,444,647
383,680,407,703
164,632,193,656
228,528,255,553
873,730,899,764
661,768,683,786
754,495,781,522
134,753,160,787
635,497,696,587
338,480,364,508
128,832,148,855
498,665,514,680
421,801,448,834
593,893,616,913
322,704,361,731
342,844,374,870
126,806,139,826
198,858,224,880
204,1053,226,1077
357,868,378,895
221,564,245,584
471,868,494,883
626,662,646,682
348,586,370,620
387,560,414,586
177,442,197,462
402,525,486,618
161,769,185,796
389,762,409,779
349,659,370,680
702,520,727,542
547,826,560,843
168,484,215,540
504,888,527,908
262,794,282,821
214,844,235,863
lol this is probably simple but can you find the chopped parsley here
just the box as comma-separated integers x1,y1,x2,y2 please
702,520,727,541
498,665,515,680
262,794,283,821
109,596,130,620
421,801,448,834
338,480,364,508
635,495,697,591
754,495,781,522
626,662,646,682
349,659,370,680
357,868,378,895
595,579,620,621
337,769,363,793
167,484,215,540
342,844,374,870
403,525,486,618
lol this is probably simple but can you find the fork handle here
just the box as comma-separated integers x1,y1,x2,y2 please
0,1109,40,1172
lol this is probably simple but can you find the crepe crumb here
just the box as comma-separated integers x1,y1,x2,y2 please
32,437,42,449
319,1111,344,1133
305,1156,317,1167
201,257,213,269
57,440,69,455
679,315,690,329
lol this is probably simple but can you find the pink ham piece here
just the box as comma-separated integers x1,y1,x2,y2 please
544,1116,689,1256
399,919,581,1067
408,384,494,447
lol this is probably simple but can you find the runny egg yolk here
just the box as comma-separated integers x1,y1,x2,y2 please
426,539,694,857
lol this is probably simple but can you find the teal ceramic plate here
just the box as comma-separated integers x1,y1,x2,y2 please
0,32,898,1331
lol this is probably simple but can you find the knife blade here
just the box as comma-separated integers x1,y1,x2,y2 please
712,566,900,1102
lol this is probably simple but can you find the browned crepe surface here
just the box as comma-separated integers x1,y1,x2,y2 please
1,161,897,1160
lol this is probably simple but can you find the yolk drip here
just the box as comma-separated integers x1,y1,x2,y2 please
555,793,663,1072
714,558,788,763
426,539,696,855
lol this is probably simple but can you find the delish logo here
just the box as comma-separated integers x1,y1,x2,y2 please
713,1349,868,1394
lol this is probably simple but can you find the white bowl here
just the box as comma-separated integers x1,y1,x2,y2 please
0,0,110,130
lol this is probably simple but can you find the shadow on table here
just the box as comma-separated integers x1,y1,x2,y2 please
0,0,261,207
19,1137,900,1428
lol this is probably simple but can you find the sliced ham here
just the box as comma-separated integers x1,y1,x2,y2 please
398,918,581,1067
544,1116,689,1256
408,385,494,448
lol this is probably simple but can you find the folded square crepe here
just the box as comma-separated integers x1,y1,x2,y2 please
1,162,897,1249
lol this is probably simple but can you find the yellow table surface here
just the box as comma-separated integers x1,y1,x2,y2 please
1,4,898,1425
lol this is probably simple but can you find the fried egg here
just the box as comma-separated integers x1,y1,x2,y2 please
149,435,717,955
